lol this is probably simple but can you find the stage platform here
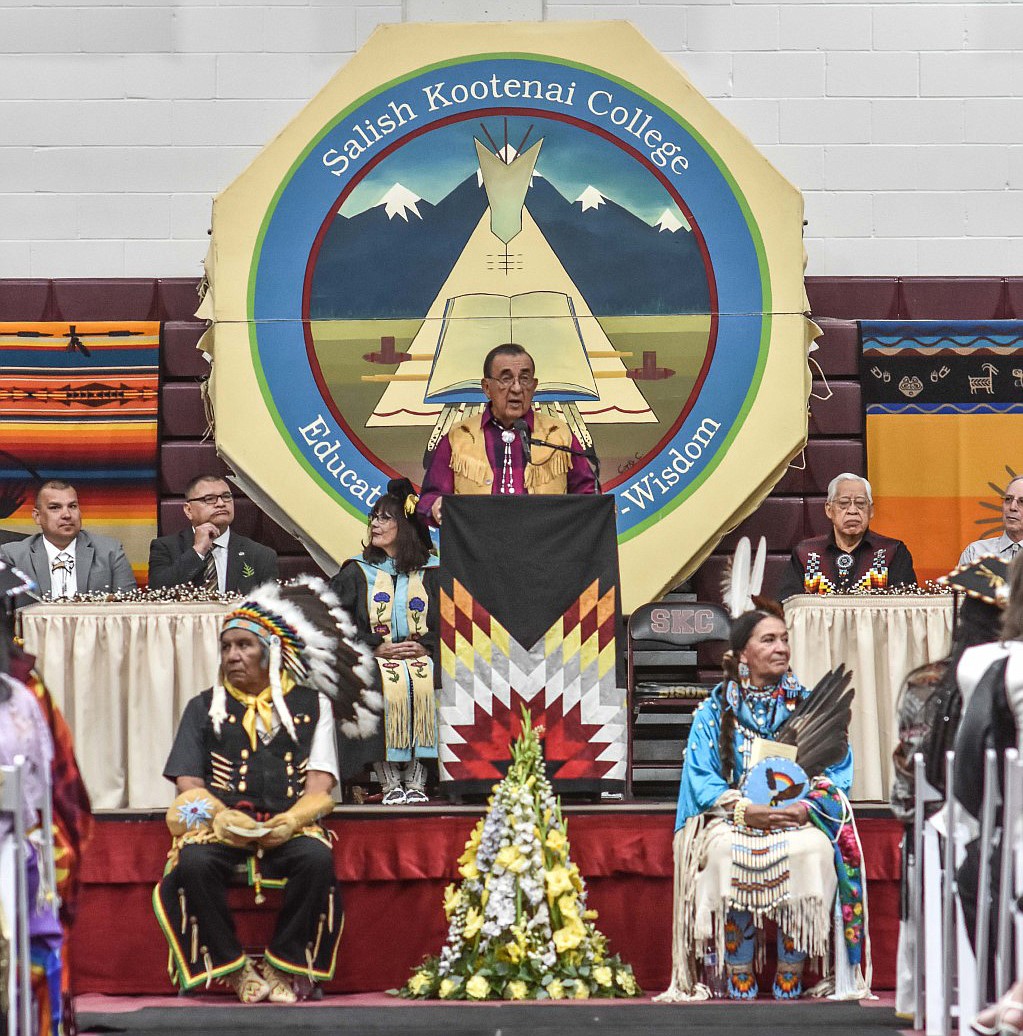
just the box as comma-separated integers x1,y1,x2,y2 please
70,804,902,1000
75,992,909,1036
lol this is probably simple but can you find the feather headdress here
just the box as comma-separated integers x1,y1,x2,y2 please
212,575,380,742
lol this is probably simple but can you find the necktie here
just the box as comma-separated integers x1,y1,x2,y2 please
52,551,74,597
203,547,218,592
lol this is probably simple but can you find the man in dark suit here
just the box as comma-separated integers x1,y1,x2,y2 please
0,481,137,597
148,474,278,593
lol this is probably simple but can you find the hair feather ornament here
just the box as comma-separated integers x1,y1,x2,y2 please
722,535,767,618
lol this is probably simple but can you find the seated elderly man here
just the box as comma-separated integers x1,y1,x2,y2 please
153,578,376,1003
958,473,1023,566
777,473,917,600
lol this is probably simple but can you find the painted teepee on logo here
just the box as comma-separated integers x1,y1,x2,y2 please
396,710,641,1001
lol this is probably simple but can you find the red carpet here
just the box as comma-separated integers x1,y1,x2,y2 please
70,811,902,995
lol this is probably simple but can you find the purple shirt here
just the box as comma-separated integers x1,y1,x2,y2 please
418,406,596,525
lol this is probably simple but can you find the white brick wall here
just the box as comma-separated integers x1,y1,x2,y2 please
0,0,1020,278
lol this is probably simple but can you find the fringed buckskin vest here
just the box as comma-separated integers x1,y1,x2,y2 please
447,412,573,495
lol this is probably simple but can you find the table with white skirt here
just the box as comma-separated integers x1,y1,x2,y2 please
18,595,955,808
784,594,954,802
17,601,230,810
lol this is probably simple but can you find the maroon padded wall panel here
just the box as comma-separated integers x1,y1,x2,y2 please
1006,278,1023,319
899,277,1005,320
156,278,202,322
806,277,899,320
808,381,863,437
51,279,157,321
812,319,860,376
160,382,206,438
717,497,804,552
161,322,208,377
0,280,52,321
773,439,865,495
159,442,229,493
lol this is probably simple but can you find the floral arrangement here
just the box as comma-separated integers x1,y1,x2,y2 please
395,709,641,1001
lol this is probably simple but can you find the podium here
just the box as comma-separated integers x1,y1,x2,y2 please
436,495,627,797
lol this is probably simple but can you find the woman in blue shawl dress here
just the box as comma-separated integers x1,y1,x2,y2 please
329,479,439,804
658,606,867,1002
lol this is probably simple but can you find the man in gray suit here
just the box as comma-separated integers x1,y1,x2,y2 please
0,481,137,597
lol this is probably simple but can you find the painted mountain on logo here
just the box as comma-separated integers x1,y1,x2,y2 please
308,174,711,320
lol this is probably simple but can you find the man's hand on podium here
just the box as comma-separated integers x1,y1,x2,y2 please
431,498,443,525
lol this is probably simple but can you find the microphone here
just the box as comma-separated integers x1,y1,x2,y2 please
512,418,532,465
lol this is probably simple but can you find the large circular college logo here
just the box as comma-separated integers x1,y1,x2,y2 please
207,23,811,608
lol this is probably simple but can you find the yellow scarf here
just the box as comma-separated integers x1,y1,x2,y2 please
224,671,296,751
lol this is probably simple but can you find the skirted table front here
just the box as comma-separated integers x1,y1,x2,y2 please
784,594,954,802
17,601,231,810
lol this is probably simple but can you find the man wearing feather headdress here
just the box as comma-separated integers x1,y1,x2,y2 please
777,473,916,600
658,539,869,1003
153,578,377,1003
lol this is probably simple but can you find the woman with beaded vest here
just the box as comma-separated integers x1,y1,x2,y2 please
330,478,440,805
659,593,868,1003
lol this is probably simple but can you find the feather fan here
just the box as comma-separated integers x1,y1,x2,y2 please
773,664,855,777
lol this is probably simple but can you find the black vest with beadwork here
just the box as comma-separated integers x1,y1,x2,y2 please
196,685,321,817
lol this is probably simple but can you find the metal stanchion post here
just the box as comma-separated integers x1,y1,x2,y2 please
942,751,956,1036
913,752,926,1032
996,750,1022,999
976,748,999,1006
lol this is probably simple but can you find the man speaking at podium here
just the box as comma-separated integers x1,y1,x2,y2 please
417,344,596,526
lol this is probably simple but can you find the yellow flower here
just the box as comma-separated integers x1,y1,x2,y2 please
547,979,566,1000
457,845,477,867
443,884,462,919
558,893,579,920
545,865,573,900
545,828,567,854
593,965,613,988
617,970,637,994
506,979,529,1000
459,858,479,881
552,924,584,953
463,906,484,939
583,909,599,921
568,863,583,891
466,975,490,1000
495,845,529,873
573,982,590,999
407,971,433,995
439,978,457,999
502,940,523,963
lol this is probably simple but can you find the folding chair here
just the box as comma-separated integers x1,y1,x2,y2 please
625,600,730,798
